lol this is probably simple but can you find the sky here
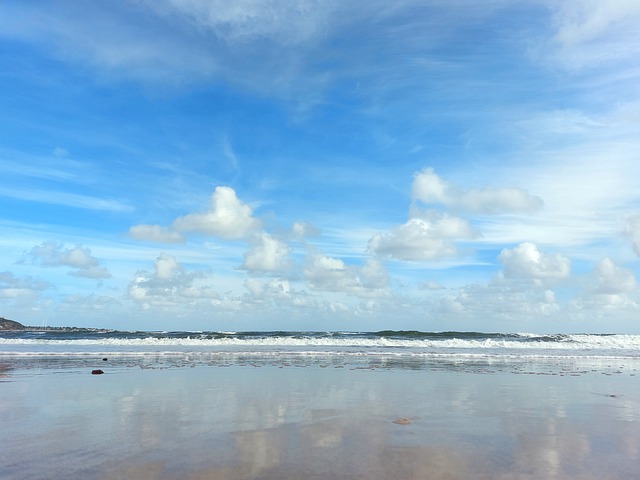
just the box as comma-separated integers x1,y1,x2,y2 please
1,0,640,333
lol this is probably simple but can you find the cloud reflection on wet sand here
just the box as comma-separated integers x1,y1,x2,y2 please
1,360,638,480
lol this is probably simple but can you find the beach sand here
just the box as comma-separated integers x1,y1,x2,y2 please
1,355,639,479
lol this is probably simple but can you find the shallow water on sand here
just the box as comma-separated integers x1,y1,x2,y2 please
1,356,639,479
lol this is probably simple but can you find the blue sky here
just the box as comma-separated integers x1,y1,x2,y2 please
1,1,640,332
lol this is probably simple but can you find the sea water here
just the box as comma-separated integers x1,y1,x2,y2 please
2,329,640,357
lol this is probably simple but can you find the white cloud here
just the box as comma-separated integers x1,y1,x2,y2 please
625,213,640,256
304,254,388,298
173,186,261,239
291,221,320,239
158,0,336,46
570,258,639,313
0,271,49,299
128,253,218,307
478,102,640,253
412,168,543,214
368,212,477,261
418,281,445,290
0,186,132,212
27,241,111,279
548,0,640,70
128,224,185,243
245,277,291,300
242,277,317,310
424,283,563,327
154,252,182,280
240,233,291,273
499,243,571,280
0,0,523,108
592,258,637,295
0,0,342,99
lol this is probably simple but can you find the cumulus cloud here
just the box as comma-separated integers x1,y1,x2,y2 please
240,233,292,273
368,212,477,261
625,213,640,256
593,258,637,295
172,186,261,239
129,186,261,244
245,277,290,299
499,242,571,280
27,241,111,279
242,277,316,308
128,253,218,307
154,252,181,280
128,224,185,243
412,168,543,214
304,254,388,298
436,283,561,321
571,258,638,312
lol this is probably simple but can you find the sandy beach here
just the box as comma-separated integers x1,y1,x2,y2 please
1,354,638,479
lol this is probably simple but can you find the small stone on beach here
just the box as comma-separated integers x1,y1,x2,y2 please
393,417,412,425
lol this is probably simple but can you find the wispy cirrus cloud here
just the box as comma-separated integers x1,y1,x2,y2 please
0,186,132,212
545,0,640,71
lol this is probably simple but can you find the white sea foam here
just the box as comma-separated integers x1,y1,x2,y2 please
1,334,640,353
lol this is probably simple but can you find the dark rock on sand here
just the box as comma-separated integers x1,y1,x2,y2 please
392,417,413,425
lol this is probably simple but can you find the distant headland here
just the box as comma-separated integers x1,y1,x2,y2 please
0,318,111,332
0,317,26,330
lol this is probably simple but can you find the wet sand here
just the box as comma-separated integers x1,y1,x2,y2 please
1,356,639,479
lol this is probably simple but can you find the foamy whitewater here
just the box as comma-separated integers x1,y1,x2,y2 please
2,329,639,362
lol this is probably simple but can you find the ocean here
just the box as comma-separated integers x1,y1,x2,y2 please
2,328,639,374
2,328,640,354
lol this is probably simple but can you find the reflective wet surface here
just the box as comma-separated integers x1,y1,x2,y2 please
1,359,639,479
